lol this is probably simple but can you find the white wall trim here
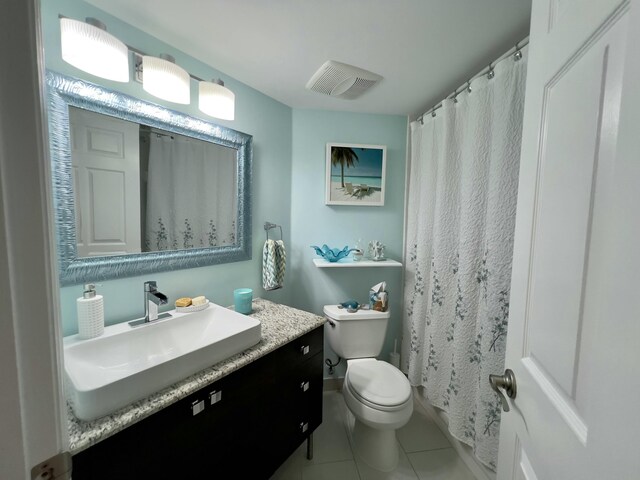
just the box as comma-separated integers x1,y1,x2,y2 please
413,387,495,480
323,376,344,391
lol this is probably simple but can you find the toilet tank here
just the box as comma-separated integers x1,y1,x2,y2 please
323,305,391,359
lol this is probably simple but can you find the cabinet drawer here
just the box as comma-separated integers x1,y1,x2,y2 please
278,325,324,364
288,352,324,411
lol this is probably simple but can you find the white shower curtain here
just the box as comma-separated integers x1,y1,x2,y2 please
402,49,527,470
145,134,237,251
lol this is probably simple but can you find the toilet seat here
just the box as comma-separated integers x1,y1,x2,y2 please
345,359,411,412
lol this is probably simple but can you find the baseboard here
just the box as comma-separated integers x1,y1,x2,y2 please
413,387,496,480
323,377,344,391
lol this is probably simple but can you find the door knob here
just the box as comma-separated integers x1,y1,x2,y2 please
489,369,517,412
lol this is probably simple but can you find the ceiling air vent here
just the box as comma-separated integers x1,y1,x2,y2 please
306,60,382,99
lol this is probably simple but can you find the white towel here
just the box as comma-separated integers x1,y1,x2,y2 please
263,239,286,290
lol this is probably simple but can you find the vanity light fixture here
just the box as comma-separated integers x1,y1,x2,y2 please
142,54,191,104
60,17,129,82
60,16,236,118
198,79,235,120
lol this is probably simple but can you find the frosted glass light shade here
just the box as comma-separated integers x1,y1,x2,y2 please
142,55,191,104
199,80,235,120
60,18,129,82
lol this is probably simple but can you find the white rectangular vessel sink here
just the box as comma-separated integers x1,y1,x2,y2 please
64,303,261,421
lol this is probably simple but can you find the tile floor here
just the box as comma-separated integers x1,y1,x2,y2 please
270,390,476,480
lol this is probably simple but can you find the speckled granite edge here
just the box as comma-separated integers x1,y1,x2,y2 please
67,299,325,454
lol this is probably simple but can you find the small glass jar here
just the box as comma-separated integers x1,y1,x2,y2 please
353,239,364,261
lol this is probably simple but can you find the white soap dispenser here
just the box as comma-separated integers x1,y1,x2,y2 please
77,283,104,339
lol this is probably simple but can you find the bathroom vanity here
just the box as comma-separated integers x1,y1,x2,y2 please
68,299,325,479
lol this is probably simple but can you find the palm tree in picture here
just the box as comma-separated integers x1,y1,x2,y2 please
331,146,359,188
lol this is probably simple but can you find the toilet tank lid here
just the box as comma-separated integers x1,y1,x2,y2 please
323,304,391,321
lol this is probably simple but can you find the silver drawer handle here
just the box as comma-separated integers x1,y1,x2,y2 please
191,399,205,416
209,390,222,405
300,422,309,433
300,381,310,392
300,345,310,355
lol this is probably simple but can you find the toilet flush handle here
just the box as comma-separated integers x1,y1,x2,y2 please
327,319,335,327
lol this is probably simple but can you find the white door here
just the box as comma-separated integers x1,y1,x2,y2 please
497,0,640,478
0,1,68,478
69,107,141,256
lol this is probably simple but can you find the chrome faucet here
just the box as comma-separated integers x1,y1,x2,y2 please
129,281,170,327
144,281,168,322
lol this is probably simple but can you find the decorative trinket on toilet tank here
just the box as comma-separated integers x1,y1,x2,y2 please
338,299,360,312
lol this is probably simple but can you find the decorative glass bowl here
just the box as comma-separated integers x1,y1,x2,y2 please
310,244,356,263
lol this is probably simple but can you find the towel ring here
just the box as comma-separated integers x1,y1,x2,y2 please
264,222,283,241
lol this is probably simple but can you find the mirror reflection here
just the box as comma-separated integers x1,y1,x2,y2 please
69,106,238,258
47,72,252,285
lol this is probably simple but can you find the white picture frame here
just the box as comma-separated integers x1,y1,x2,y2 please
325,143,387,206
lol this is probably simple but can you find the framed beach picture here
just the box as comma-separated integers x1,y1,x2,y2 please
325,143,387,206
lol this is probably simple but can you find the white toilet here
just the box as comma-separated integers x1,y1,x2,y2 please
324,304,413,472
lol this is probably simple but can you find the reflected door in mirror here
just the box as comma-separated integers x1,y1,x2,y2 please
70,107,141,256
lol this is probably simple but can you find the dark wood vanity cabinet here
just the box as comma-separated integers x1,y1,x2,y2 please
72,325,324,479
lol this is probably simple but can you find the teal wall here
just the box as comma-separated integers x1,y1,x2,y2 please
43,2,410,379
42,1,293,335
290,110,408,377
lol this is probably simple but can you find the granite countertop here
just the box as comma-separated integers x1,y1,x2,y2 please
67,298,325,454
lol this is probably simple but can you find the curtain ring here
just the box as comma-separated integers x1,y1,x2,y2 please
467,81,472,94
420,116,424,125
432,110,436,118
514,43,523,61
487,64,495,79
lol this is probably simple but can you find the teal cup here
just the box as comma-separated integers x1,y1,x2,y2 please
234,288,253,314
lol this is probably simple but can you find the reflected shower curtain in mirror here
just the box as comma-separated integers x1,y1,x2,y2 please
145,134,237,251
401,50,527,470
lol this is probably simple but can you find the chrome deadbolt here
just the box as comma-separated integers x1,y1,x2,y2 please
489,369,517,412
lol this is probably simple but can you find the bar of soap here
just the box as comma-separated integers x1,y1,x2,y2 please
191,296,206,306
175,297,192,308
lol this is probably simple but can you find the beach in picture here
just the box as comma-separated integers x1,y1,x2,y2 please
326,144,386,206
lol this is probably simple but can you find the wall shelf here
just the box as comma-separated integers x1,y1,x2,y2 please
313,258,402,268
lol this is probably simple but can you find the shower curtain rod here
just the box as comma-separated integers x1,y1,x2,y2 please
417,36,529,123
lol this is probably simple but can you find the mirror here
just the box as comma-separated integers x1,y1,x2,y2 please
47,71,252,286
69,107,239,256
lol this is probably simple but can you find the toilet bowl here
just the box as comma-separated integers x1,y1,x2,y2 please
343,358,413,471
323,305,413,471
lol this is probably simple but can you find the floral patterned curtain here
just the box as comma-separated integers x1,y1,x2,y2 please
145,134,237,251
401,49,527,470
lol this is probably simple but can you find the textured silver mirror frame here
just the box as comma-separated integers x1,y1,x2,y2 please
46,71,252,286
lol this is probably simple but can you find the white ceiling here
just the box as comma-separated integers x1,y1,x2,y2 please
86,0,532,117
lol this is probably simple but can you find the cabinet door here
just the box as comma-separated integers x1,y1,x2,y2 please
72,374,240,479
278,326,324,363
